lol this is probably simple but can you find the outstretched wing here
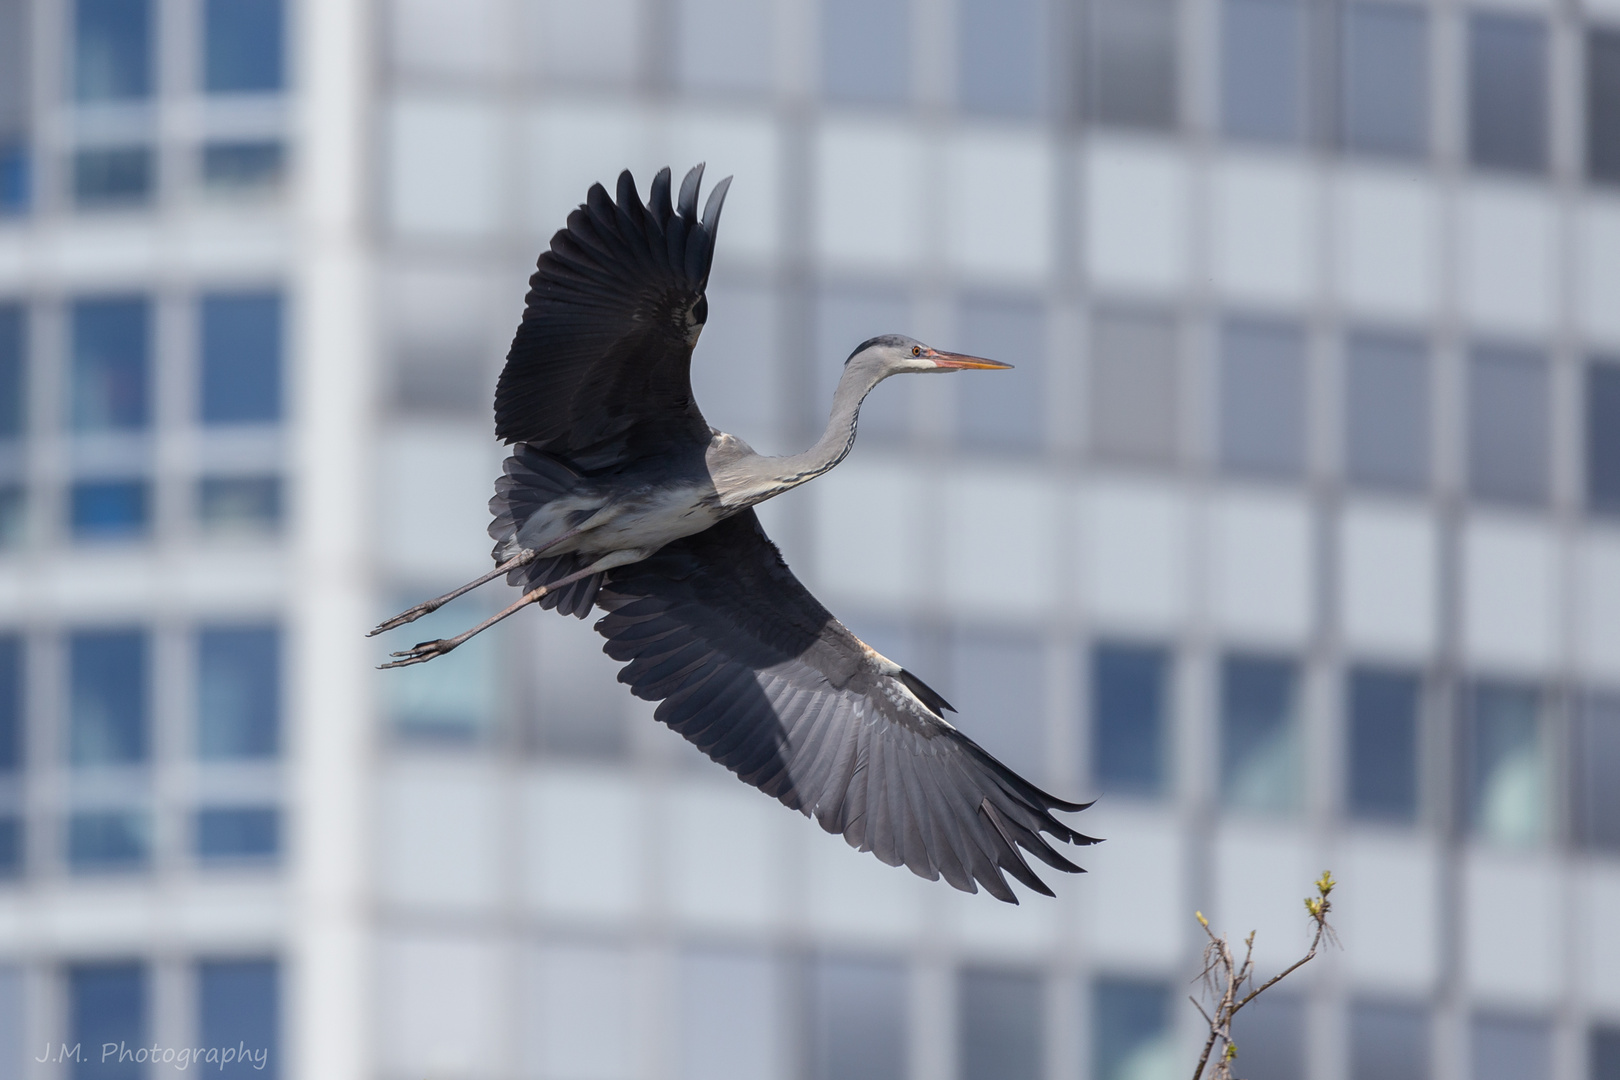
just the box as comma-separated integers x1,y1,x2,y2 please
495,165,731,469
593,511,1099,903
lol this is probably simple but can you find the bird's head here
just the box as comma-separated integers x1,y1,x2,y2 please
845,334,1013,380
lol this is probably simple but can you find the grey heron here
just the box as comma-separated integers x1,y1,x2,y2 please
372,165,1098,902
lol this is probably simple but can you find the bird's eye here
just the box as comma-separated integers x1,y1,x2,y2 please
911,346,921,357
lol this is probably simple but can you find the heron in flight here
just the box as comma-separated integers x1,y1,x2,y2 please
372,165,1098,902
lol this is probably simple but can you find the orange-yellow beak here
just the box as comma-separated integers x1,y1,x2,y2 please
925,348,1013,370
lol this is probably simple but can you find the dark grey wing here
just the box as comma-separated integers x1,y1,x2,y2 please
594,511,1099,903
495,165,731,469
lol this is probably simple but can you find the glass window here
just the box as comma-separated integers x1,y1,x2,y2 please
196,806,279,860
198,475,282,533
202,140,286,191
201,292,283,425
815,287,911,443
808,955,906,1080
948,631,1046,782
1468,344,1549,505
1350,1000,1429,1080
1091,642,1168,797
0,484,20,547
1345,330,1429,490
1339,2,1427,158
1220,654,1299,813
822,0,909,105
1221,0,1306,143
0,635,20,771
1090,309,1178,466
197,625,280,759
73,0,153,102
677,949,781,1080
1587,359,1620,514
72,146,154,207
1593,1024,1620,1080
0,0,29,216
0,304,20,438
1468,13,1547,173
955,295,1044,451
673,0,773,94
1346,667,1420,823
1465,682,1548,846
529,608,623,756
1229,992,1305,1080
69,962,147,1080
958,0,1042,116
203,0,283,93
1591,29,1620,184
0,143,26,214
1471,1013,1550,1080
959,968,1042,1080
70,480,149,540
70,297,149,432
1093,978,1173,1080
1573,694,1620,853
198,959,279,1079
68,809,150,869
1219,318,1306,479
0,815,20,874
69,629,147,765
1085,0,1177,129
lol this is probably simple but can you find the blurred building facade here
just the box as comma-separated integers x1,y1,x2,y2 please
3,0,1620,1079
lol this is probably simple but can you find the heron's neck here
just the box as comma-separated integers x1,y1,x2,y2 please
765,363,887,492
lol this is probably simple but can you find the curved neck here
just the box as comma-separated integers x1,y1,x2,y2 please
749,362,886,498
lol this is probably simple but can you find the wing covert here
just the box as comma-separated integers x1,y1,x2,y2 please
593,510,1099,902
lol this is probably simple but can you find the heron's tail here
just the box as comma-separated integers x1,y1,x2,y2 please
488,445,601,619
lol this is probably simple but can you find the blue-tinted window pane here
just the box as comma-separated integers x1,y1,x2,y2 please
1230,993,1305,1080
196,807,278,860
69,962,146,1080
1347,667,1420,823
809,956,906,1080
1222,0,1305,143
1351,1000,1429,1080
72,146,153,207
1592,30,1620,184
0,635,20,770
0,304,21,437
1466,683,1547,845
201,140,285,190
1587,360,1620,514
0,143,28,214
73,0,152,101
1341,3,1428,158
959,968,1041,1080
823,0,909,104
198,626,279,759
1573,695,1620,853
201,292,282,424
1221,654,1299,813
1593,1025,1620,1080
1468,344,1549,505
958,0,1041,116
0,484,21,547
1091,643,1167,796
1471,1013,1549,1080
203,0,283,93
70,480,148,540
1345,330,1429,490
0,815,20,875
955,295,1043,451
1468,14,1547,173
198,476,282,533
199,960,279,1078
1086,0,1178,130
70,297,149,431
386,598,501,742
1219,319,1306,478
69,629,146,764
948,631,1045,782
1094,978,1173,1080
68,810,149,870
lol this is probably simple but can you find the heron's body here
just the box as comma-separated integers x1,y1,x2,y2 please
373,164,1100,903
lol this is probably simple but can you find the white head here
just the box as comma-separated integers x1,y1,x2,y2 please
843,334,1013,383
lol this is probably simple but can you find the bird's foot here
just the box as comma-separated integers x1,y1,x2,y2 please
367,600,442,637
378,638,458,669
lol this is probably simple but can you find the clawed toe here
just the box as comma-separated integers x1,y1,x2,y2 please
377,638,457,668
368,605,435,637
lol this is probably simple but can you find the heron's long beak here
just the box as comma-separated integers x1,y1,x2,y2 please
926,349,1013,370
